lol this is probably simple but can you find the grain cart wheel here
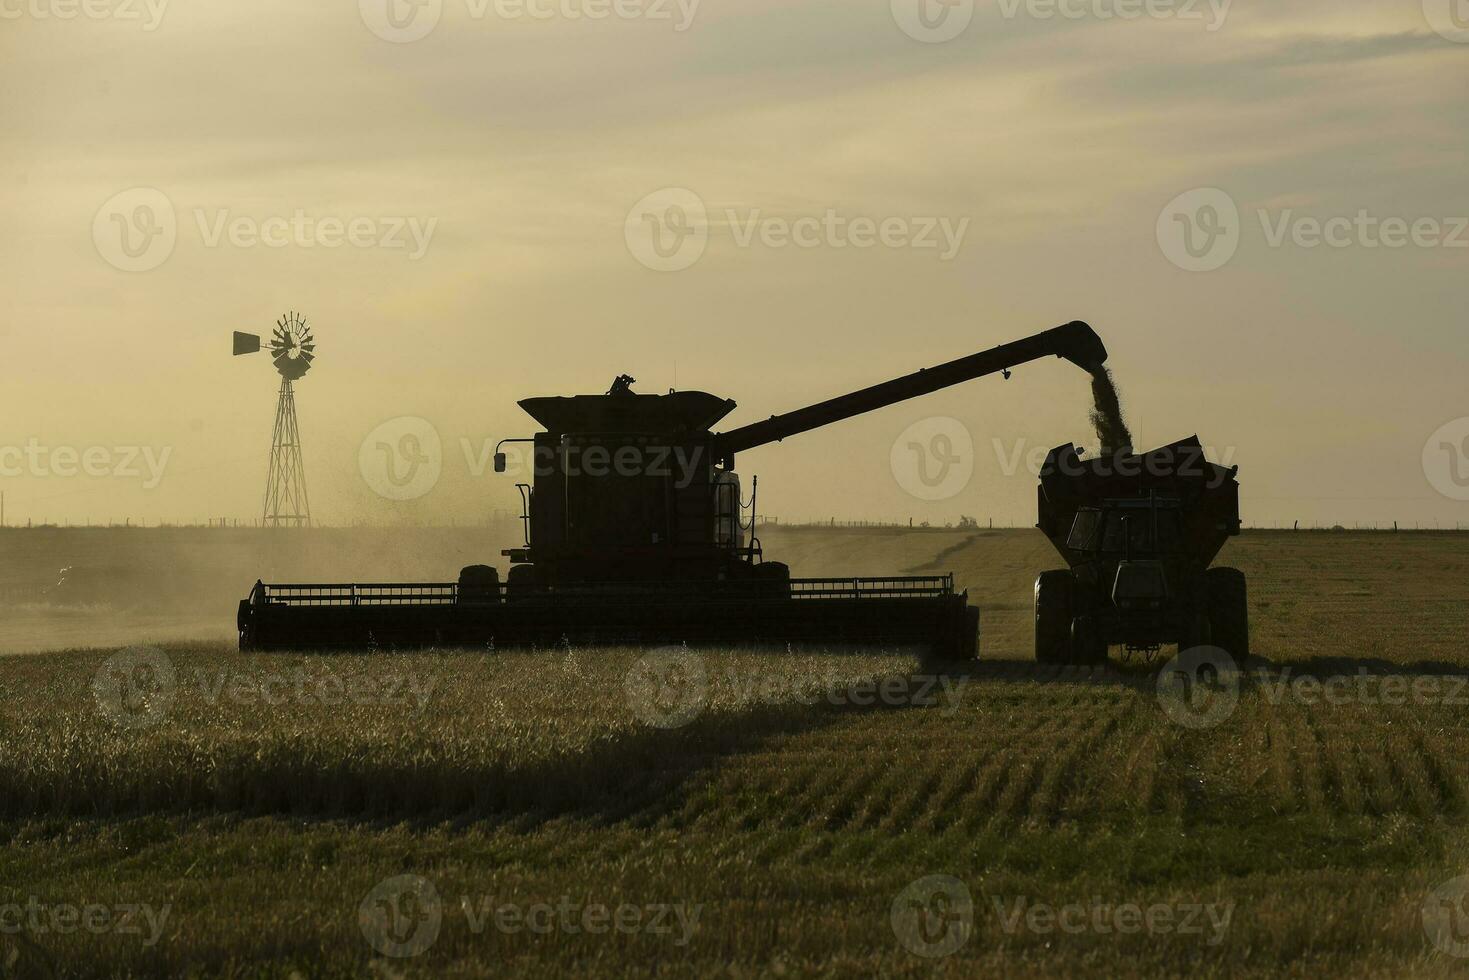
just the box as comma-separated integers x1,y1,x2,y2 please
1206,566,1250,665
1034,570,1073,664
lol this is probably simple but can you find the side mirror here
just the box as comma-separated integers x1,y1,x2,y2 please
493,452,507,474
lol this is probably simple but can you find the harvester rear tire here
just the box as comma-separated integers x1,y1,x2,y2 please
1034,571,1073,664
1207,566,1250,665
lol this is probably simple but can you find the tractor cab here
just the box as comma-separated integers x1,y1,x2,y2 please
1066,496,1184,614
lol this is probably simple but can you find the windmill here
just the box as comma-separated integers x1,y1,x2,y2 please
233,312,315,527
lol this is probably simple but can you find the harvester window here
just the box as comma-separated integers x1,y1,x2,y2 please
1067,509,1102,550
1099,510,1183,554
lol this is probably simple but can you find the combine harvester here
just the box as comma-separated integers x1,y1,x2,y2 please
238,320,1110,657
1033,439,1247,666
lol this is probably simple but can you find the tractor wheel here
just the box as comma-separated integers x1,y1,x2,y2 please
1034,570,1073,664
1207,566,1250,665
1182,608,1213,652
1069,618,1108,667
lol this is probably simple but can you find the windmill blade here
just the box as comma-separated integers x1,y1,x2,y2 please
232,332,261,356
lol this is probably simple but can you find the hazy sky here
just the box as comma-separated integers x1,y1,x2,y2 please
3,0,1467,528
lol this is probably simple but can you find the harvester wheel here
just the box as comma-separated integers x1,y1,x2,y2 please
960,605,981,661
1207,566,1250,664
1034,570,1073,664
754,561,792,599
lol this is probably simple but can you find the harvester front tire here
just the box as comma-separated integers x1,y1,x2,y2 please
1207,566,1250,664
1034,571,1073,664
959,605,981,661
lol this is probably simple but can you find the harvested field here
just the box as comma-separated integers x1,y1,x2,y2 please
2,528,1468,977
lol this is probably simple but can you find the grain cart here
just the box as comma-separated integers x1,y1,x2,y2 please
238,320,1110,656
1033,438,1246,666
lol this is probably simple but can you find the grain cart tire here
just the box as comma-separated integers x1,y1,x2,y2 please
1206,566,1250,665
1035,570,1073,664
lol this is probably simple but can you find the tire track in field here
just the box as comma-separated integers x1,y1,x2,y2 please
1291,705,1330,814
1383,704,1448,817
1026,710,1123,823
978,697,1095,829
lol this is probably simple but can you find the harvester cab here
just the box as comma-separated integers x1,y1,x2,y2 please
1034,438,1248,666
494,385,759,590
238,320,1110,658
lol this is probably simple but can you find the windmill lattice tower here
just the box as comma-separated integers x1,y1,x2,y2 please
233,312,315,527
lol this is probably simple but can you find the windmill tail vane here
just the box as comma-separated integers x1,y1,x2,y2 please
233,312,316,527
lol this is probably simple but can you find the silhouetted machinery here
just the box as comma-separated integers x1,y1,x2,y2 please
1033,438,1247,666
238,321,1110,656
